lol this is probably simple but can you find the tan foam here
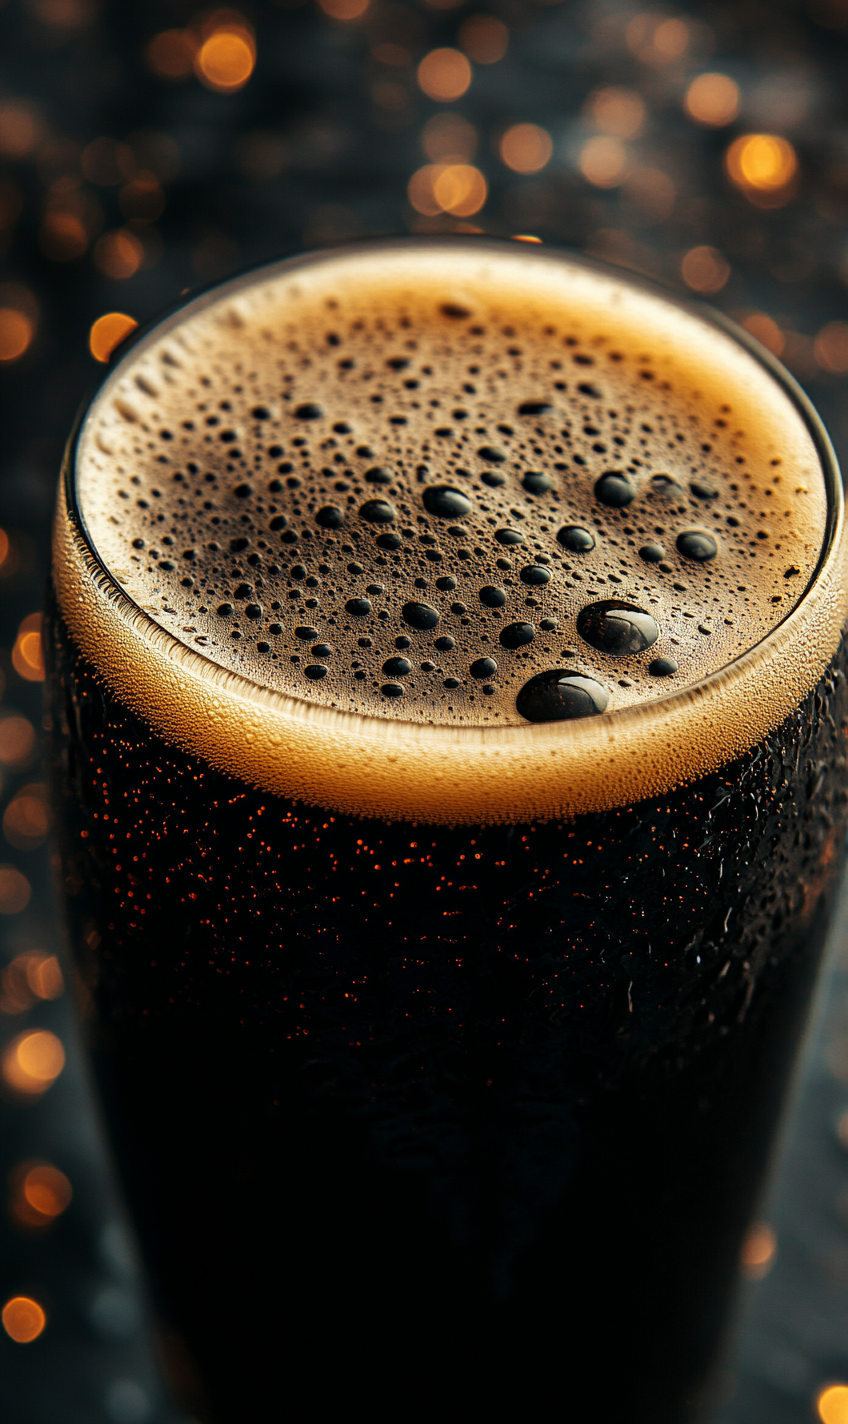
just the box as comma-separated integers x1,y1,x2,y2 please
54,240,847,823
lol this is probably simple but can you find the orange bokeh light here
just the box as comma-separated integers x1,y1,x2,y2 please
2,1296,46,1344
579,136,628,188
818,1384,848,1424
196,28,256,92
39,212,88,261
0,715,36,769
421,113,477,162
408,162,487,216
586,86,645,139
0,951,64,1013
458,14,508,64
4,787,50,850
2,1029,65,1096
89,312,139,363
0,866,31,916
500,124,553,175
814,322,848,374
93,229,144,280
12,613,45,683
10,1160,73,1229
685,73,740,127
680,245,731,295
319,0,370,17
726,134,799,206
146,29,197,80
740,1221,777,1279
0,309,33,363
742,312,785,357
417,48,472,102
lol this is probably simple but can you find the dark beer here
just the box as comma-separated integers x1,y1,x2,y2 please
49,241,848,1422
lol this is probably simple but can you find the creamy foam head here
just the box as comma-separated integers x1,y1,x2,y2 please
55,240,846,822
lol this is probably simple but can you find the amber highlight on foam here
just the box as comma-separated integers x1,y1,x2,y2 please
55,241,848,825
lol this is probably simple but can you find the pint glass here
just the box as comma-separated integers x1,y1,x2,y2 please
48,240,848,1422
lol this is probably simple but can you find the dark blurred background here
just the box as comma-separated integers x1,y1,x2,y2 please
5,1,848,1420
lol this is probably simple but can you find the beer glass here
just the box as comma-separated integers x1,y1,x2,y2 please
48,239,848,1422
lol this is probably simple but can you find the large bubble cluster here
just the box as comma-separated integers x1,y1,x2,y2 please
76,251,827,728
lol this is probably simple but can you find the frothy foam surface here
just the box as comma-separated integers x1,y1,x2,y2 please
56,242,845,823
74,244,827,729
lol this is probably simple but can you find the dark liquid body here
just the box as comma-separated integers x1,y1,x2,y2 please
48,599,848,1422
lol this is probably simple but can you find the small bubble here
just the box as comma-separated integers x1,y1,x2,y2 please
522,472,552,494
518,400,554,416
539,617,558,630
217,603,233,616
381,683,404,698
435,636,455,651
577,600,659,656
360,500,397,524
639,543,664,563
294,403,323,420
383,657,411,676
649,475,685,499
365,467,394,485
478,447,507,464
346,598,372,616
649,656,678,677
296,626,319,640
316,506,344,528
495,528,525,546
305,665,328,679
479,586,506,607
557,525,596,553
471,657,498,678
481,470,507,488
436,576,457,590
595,472,635,508
517,670,609,722
233,483,252,498
677,530,717,562
312,643,333,657
441,302,472,319
500,622,535,649
690,481,718,501
402,601,440,630
422,486,473,519
520,565,552,586
443,676,461,688
376,532,402,550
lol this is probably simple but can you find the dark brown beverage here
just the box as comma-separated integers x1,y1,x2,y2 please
49,241,848,1422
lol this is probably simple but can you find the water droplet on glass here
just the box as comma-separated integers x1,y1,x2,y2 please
517,670,609,722
576,600,659,656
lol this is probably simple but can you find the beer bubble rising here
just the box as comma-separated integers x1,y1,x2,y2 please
75,244,828,729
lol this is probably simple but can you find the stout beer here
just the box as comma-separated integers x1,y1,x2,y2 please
49,241,848,1422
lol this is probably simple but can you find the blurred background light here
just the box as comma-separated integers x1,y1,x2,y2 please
739,1221,777,1280
586,87,646,140
579,136,628,188
2,1028,65,1095
500,124,553,175
680,245,731,294
2,1296,46,1344
9,1161,73,1230
89,313,138,363
685,73,740,127
725,134,799,206
458,14,508,65
417,48,472,102
819,1384,848,1424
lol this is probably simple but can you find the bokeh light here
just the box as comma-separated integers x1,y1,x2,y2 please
421,113,477,162
408,162,487,216
2,1029,65,1096
89,312,139,363
12,613,45,683
196,27,256,92
742,312,785,356
81,137,136,186
2,1296,46,1344
586,87,646,139
93,229,144,280
579,136,627,188
814,322,848,373
627,12,689,65
725,134,799,206
500,124,552,175
623,167,676,222
685,73,740,127
0,309,33,363
318,0,370,19
417,49,472,102
458,15,508,64
0,101,42,158
4,785,50,851
0,866,32,916
145,29,197,80
0,951,64,1013
740,1221,777,1279
10,1160,73,1230
818,1384,848,1424
680,245,731,294
0,715,36,769
39,212,88,262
